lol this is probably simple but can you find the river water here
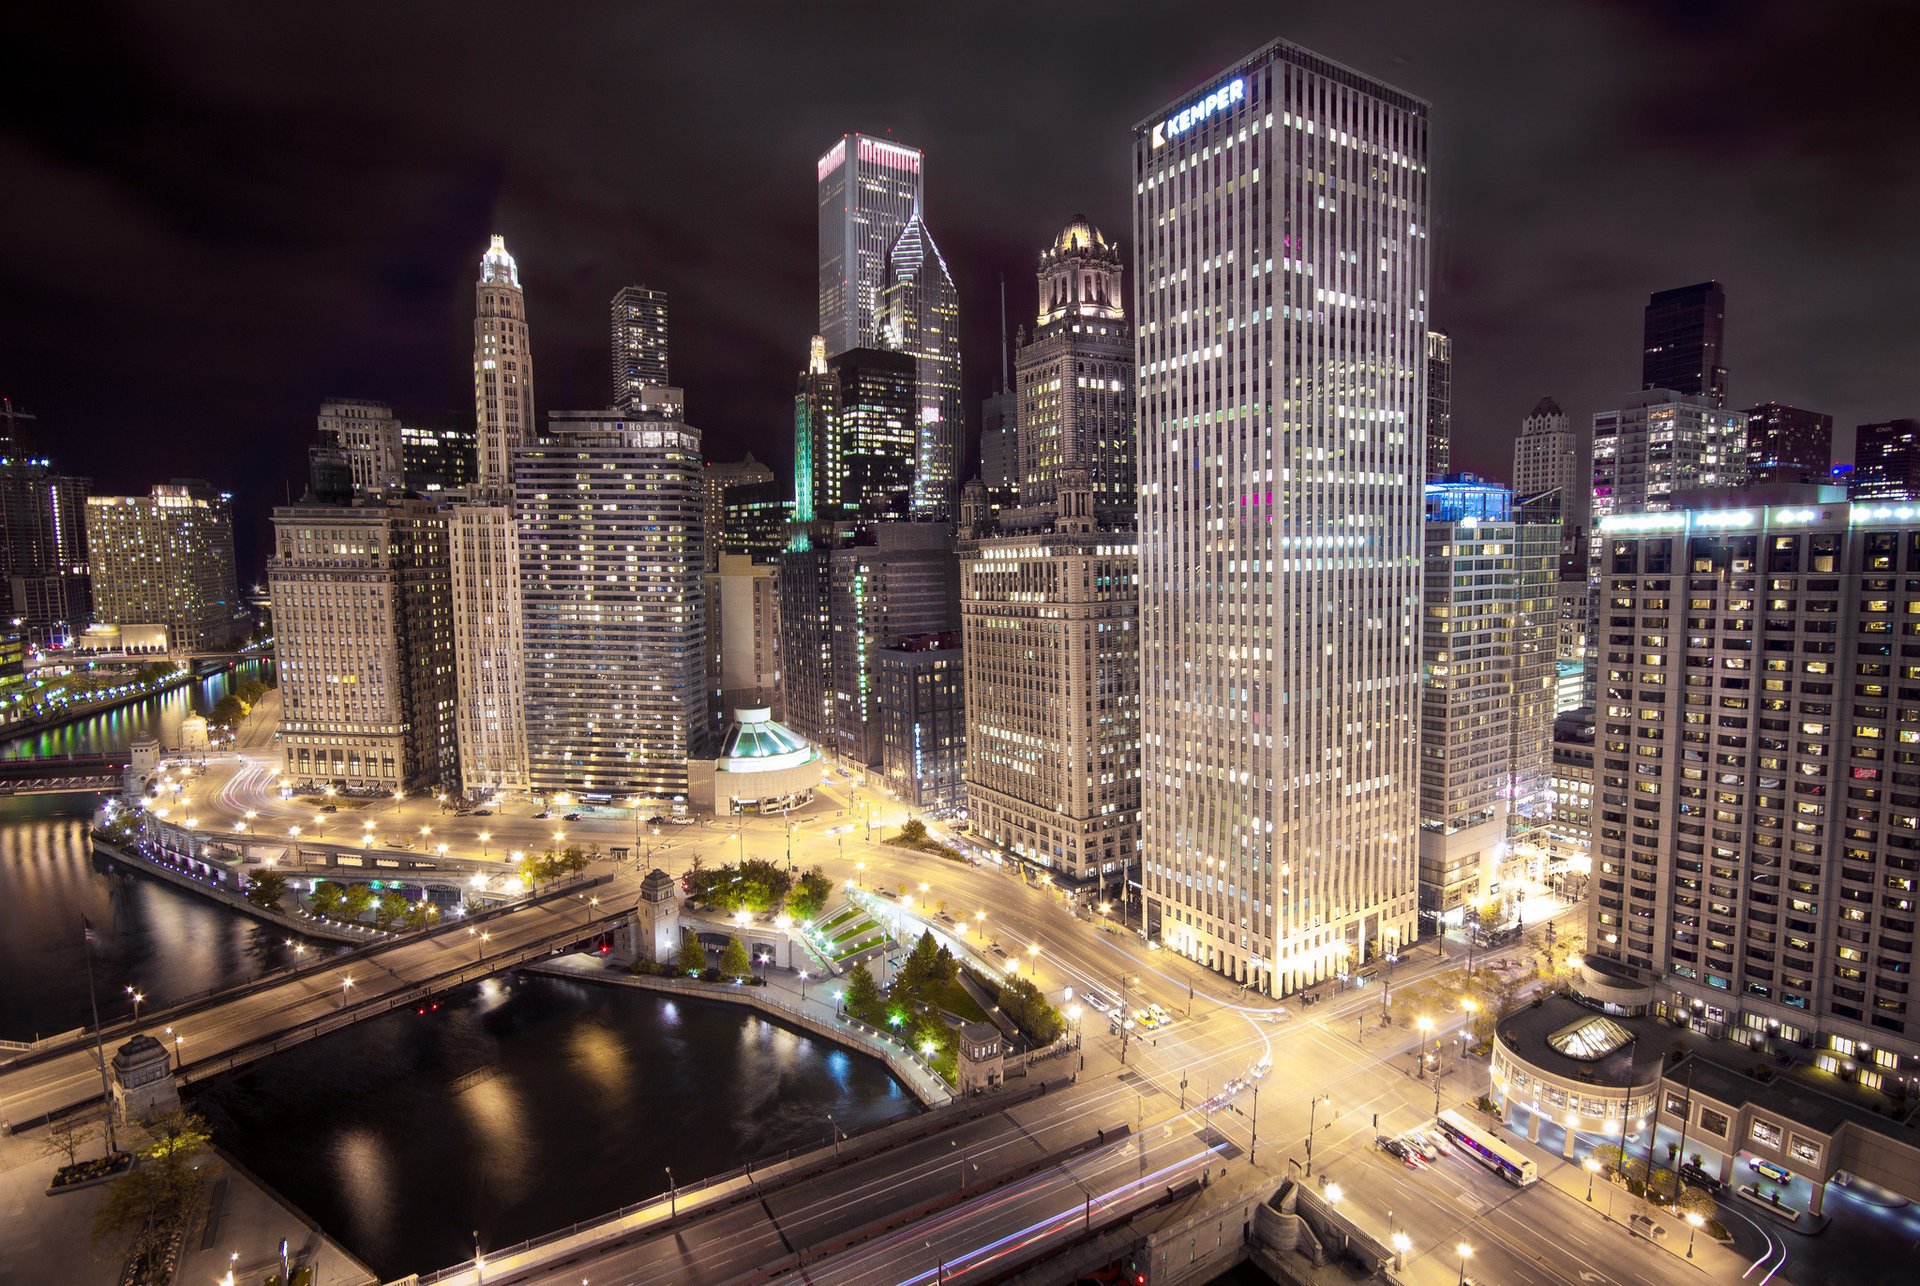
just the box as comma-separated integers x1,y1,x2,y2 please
193,972,917,1279
1,658,918,1279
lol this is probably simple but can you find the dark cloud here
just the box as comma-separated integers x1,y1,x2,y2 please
2,1,1913,577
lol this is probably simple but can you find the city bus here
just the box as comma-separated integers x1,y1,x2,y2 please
1435,1109,1539,1187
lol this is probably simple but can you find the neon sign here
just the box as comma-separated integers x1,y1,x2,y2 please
1152,78,1245,148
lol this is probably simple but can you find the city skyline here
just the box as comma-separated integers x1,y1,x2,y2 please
5,3,1915,578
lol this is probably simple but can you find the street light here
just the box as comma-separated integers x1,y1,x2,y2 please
666,1165,675,1215
1584,1155,1600,1201
1685,1211,1704,1257
1456,1243,1472,1286
1324,1182,1342,1207
340,976,354,1008
1306,1093,1331,1176
125,986,144,1025
1415,1015,1434,1078
1027,942,1040,976
1390,1233,1411,1271
479,831,491,858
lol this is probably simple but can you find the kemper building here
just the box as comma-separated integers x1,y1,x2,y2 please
1133,41,1428,992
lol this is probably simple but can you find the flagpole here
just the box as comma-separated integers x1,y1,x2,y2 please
83,918,118,1155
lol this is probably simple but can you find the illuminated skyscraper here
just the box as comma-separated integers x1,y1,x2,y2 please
1590,390,1746,523
878,214,962,521
86,483,239,651
451,234,533,797
1742,401,1832,485
1425,329,1452,482
1641,280,1727,408
1852,418,1920,501
1135,41,1428,993
818,133,924,359
611,286,670,407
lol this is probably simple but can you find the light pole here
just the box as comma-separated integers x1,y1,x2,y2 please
1249,1081,1260,1164
1027,942,1040,977
1585,1156,1600,1201
1391,1233,1411,1272
125,985,144,1026
1415,1015,1434,1078
473,1230,483,1283
1685,1211,1703,1257
339,976,354,1008
1305,1092,1331,1175
1456,1243,1472,1286
827,1111,839,1156
164,1027,182,1071
666,1166,675,1215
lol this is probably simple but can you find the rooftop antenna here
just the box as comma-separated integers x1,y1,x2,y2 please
998,273,1009,394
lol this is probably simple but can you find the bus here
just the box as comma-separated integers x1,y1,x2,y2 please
1435,1110,1539,1187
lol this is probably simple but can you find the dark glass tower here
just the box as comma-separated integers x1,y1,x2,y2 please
1641,280,1727,408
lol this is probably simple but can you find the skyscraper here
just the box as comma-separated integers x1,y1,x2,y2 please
1426,329,1452,482
1135,41,1427,993
1743,401,1832,485
1641,280,1727,407
1590,498,1920,1072
959,219,1141,896
517,395,707,802
878,214,962,521
611,286,670,406
1511,396,1582,527
1852,418,1920,501
700,455,774,573
1590,390,1746,523
0,410,89,645
85,483,239,651
817,133,924,358
832,347,917,521
978,280,1018,514
318,399,404,493
874,631,966,812
450,234,534,798
1012,219,1133,525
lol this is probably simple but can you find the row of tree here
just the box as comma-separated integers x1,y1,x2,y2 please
207,674,274,730
683,857,832,920
308,880,438,931
676,932,755,981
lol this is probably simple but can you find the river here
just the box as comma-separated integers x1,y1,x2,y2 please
0,657,275,760
193,972,917,1279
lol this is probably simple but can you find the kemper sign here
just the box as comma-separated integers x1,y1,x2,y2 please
1152,77,1245,148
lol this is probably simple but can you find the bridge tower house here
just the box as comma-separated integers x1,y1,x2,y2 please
634,868,681,964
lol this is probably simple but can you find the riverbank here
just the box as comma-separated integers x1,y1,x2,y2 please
528,954,956,1107
0,667,199,751
92,833,367,945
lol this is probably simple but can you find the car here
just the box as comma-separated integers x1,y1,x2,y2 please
1409,1127,1449,1157
1679,1162,1723,1193
1250,1058,1272,1081
1749,1158,1792,1184
564,812,582,821
1401,1133,1439,1163
320,804,338,813
1377,1135,1421,1168
533,811,552,819
647,815,667,825
472,809,492,817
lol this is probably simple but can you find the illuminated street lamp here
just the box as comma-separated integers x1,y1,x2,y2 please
1456,1243,1472,1286
339,976,354,1008
1027,942,1040,976
1415,1015,1434,1078
479,831,491,858
1584,1156,1601,1201
1685,1211,1704,1257
1390,1233,1411,1271
125,985,144,1024
392,790,404,812
1325,1182,1342,1206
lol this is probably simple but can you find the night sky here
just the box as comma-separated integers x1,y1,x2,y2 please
4,1,1915,579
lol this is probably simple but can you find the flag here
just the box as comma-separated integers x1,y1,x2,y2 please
82,915,97,947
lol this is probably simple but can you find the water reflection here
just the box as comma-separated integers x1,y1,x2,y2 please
0,658,275,760
195,972,915,1279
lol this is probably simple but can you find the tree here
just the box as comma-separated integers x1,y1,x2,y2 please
558,846,590,882
996,975,1065,1045
308,881,345,917
399,900,437,931
245,870,288,912
208,693,248,729
338,883,375,920
720,937,753,980
41,1115,94,1169
844,963,886,1025
898,931,941,992
897,818,929,845
934,943,958,983
235,677,269,705
93,1109,212,1262
790,867,832,921
677,933,709,978
371,895,404,931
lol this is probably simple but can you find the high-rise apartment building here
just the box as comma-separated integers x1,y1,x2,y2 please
874,631,965,813
701,455,775,573
707,552,782,726
319,400,405,493
1512,396,1583,527
878,215,962,521
85,483,239,651
959,218,1141,894
1853,419,1920,502
1417,479,1558,924
721,480,792,564
1426,329,1452,483
1547,708,1595,876
817,134,924,358
1591,390,1746,523
1641,280,1727,407
1135,41,1427,992
1744,402,1833,486
1591,498,1920,1072
0,426,89,644
1010,219,1133,527
516,396,707,802
450,235,535,798
611,286,670,406
269,493,455,791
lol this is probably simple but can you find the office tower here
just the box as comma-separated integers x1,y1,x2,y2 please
1641,280,1727,407
1009,219,1133,527
1744,402,1833,485
1852,419,1920,501
1426,329,1452,482
721,479,792,563
1590,498,1920,1071
0,428,90,644
792,340,915,526
707,552,782,726
793,336,837,525
875,632,965,812
1590,390,1746,523
1135,42,1427,992
474,234,535,484
270,490,456,791
818,133,925,358
400,411,479,493
959,218,1140,893
979,278,1018,512
1417,479,1558,923
878,214,962,520
85,483,239,651
517,395,707,802
451,235,535,798
318,399,404,493
701,455,775,573
1558,527,1593,715
1512,396,1582,526
776,536,837,748
1546,709,1594,886
611,286,670,406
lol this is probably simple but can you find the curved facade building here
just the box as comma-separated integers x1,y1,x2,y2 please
689,707,822,814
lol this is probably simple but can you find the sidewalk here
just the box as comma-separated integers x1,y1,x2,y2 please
0,1113,375,1286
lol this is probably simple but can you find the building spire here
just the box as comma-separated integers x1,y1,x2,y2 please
998,273,1009,394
